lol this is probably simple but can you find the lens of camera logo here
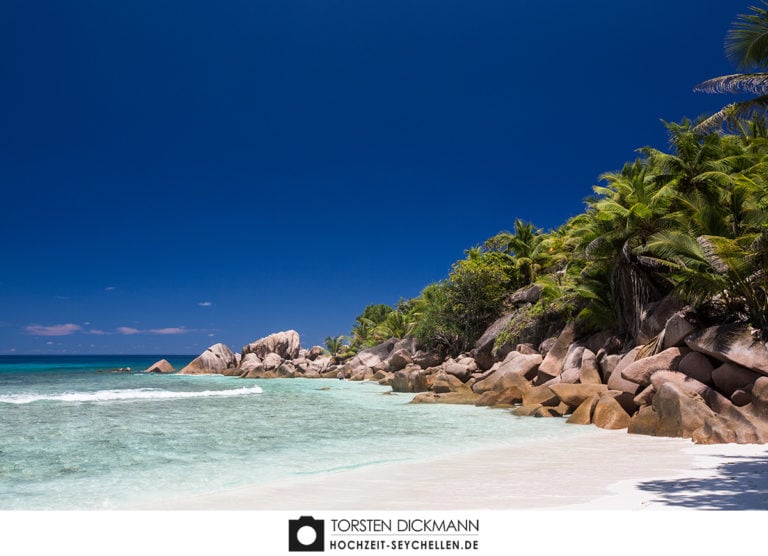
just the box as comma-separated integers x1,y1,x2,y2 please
297,526,317,546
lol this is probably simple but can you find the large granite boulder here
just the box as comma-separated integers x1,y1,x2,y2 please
627,380,767,443
549,383,610,409
620,347,688,386
471,352,540,394
412,350,444,369
144,359,175,374
592,396,631,430
242,330,301,360
387,349,413,372
307,346,325,361
606,346,644,413
536,323,577,383
344,338,398,373
678,352,715,385
566,395,600,425
637,296,682,345
711,362,761,398
411,390,480,405
685,325,768,376
239,353,263,373
578,349,602,385
432,372,465,394
179,343,237,375
392,366,429,393
471,313,516,370
660,311,696,350
522,384,560,407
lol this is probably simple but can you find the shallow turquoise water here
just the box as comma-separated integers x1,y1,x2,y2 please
0,356,590,509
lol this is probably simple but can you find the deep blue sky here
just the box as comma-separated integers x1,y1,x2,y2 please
0,0,748,354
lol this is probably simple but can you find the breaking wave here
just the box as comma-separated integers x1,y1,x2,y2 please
0,385,264,404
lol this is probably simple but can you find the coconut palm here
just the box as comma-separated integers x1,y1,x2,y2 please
694,2,768,132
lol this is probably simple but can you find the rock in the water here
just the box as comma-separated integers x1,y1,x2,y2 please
685,324,768,376
262,352,283,372
566,395,600,425
179,343,237,375
620,347,688,386
432,371,465,394
411,390,479,405
242,330,301,360
475,387,524,407
549,383,610,409
392,366,429,393
592,396,631,430
144,359,175,374
522,384,559,407
511,404,543,417
239,353,263,373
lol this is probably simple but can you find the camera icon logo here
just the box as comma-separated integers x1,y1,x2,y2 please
288,516,325,552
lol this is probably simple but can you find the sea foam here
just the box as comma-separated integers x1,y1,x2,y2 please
0,385,264,404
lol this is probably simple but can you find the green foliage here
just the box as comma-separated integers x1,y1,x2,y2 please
324,335,353,364
694,3,768,132
348,9,768,349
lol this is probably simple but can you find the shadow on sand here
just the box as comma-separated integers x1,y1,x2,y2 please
636,454,768,510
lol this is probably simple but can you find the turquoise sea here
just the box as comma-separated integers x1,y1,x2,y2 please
0,355,590,510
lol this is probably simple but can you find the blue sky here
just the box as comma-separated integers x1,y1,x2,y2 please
0,0,748,354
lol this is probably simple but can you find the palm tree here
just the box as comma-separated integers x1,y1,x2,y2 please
323,336,348,364
694,2,768,132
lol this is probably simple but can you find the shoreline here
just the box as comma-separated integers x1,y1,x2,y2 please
135,427,768,511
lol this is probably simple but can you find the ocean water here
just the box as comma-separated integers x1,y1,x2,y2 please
0,355,591,510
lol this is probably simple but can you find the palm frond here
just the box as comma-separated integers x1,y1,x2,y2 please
693,95,768,134
694,73,768,95
725,2,768,69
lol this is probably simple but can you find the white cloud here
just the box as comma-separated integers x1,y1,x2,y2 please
25,324,82,336
105,286,117,292
148,327,188,335
116,326,191,335
198,301,213,307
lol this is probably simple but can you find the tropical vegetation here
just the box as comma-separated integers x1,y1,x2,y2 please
334,4,768,361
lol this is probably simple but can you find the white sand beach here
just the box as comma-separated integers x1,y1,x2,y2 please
140,430,768,511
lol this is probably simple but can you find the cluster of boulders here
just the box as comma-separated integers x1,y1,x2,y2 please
172,330,335,379
148,302,768,444
391,297,768,445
